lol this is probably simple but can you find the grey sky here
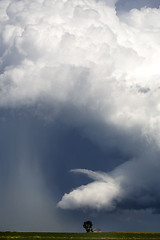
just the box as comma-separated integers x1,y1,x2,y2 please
116,0,160,12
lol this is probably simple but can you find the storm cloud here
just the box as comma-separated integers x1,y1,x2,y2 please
1,0,160,232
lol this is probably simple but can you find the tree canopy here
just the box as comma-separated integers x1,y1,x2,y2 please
83,220,93,232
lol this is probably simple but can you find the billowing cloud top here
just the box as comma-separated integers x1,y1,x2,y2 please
1,0,160,215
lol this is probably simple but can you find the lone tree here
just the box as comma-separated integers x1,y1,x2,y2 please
83,220,93,233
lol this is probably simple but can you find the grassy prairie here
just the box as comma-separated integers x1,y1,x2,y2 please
1,232,160,240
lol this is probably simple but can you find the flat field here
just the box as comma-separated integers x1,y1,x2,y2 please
1,232,160,240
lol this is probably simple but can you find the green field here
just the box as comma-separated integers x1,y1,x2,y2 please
1,232,160,240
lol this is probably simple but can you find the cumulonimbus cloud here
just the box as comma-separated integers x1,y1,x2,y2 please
1,0,160,212
0,0,160,138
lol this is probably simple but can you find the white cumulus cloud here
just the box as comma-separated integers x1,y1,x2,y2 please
58,169,123,210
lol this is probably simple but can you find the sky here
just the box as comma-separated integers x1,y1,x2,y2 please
1,0,160,233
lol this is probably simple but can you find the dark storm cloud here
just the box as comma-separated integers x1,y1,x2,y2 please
1,0,160,232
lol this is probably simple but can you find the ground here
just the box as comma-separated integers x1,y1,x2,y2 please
1,232,160,240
